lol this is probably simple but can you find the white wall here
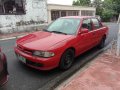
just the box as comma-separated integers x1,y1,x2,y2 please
47,4,96,23
0,0,47,33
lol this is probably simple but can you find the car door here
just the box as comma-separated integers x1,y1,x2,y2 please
91,18,103,45
0,49,4,83
76,18,94,55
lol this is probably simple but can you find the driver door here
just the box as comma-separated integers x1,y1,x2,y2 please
76,18,94,55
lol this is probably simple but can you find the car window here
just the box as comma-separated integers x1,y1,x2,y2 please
91,18,102,29
46,18,81,35
82,19,92,31
48,19,64,30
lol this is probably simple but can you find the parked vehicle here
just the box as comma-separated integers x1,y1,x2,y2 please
0,47,8,86
14,16,108,70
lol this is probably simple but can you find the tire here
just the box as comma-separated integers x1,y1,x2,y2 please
98,37,106,49
59,49,75,70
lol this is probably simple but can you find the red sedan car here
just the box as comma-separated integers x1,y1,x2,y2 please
15,16,108,70
0,47,8,86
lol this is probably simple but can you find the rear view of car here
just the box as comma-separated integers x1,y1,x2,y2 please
0,47,8,87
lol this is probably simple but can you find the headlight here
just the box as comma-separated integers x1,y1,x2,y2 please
33,51,55,58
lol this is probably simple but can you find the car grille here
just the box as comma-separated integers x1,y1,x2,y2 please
26,59,44,67
17,45,33,55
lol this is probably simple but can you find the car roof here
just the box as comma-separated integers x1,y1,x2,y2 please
61,16,95,19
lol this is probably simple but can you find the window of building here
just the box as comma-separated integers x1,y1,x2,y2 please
51,10,79,21
81,10,94,16
0,0,25,15
61,11,66,17
67,11,79,16
51,11,60,21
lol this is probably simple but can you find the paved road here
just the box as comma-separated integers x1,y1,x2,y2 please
105,23,119,44
0,23,119,90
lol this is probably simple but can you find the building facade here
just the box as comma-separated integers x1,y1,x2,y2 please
47,4,96,23
0,1,96,33
0,0,47,33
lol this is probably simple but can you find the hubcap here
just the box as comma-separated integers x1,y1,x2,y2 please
64,52,73,68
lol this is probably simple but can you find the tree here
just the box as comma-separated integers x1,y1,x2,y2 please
91,0,117,22
102,9,116,22
73,0,91,6
72,0,119,22
103,0,120,17
112,0,120,18
91,0,103,16
113,0,120,13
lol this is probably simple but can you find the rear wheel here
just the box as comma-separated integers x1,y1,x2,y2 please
59,49,75,70
98,36,106,49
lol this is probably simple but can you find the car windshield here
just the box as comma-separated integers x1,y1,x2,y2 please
45,18,81,35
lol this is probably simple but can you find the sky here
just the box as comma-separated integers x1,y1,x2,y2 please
47,0,74,5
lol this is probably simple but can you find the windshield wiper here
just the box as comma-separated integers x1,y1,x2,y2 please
43,29,51,32
51,31,67,35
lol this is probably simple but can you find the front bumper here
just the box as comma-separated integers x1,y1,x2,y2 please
14,47,61,70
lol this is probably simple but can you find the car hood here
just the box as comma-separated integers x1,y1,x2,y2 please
17,31,73,50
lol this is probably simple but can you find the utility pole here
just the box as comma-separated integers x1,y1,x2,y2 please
117,14,120,56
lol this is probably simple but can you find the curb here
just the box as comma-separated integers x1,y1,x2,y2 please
37,43,112,90
0,35,26,41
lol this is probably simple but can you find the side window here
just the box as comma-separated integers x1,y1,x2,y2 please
82,19,92,31
91,18,102,29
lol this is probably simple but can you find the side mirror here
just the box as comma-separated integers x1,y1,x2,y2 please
80,28,89,34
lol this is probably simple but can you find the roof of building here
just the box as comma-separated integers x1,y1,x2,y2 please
47,4,96,11
61,16,95,19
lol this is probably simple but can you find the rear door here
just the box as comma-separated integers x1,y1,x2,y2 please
91,18,103,45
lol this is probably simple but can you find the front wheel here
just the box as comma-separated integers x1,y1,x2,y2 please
59,49,75,70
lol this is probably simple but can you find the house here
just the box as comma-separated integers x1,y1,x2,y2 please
0,0,47,33
0,0,96,33
47,4,96,23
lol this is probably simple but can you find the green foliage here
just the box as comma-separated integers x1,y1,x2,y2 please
102,9,116,22
102,0,118,21
72,0,120,22
92,0,117,22
73,0,91,6
112,0,120,15
103,0,114,9
92,0,103,16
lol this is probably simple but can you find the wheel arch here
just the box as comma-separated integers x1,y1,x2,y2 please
103,34,106,39
65,47,76,55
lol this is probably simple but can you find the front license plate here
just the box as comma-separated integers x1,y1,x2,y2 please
17,54,26,63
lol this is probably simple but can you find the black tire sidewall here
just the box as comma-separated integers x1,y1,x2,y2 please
59,49,74,70
98,37,105,49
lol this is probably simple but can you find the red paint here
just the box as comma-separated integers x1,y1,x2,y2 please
0,47,8,86
14,16,108,70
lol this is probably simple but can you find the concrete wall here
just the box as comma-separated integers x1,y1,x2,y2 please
0,0,47,33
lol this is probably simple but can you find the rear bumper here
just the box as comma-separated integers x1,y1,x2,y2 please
14,47,61,70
